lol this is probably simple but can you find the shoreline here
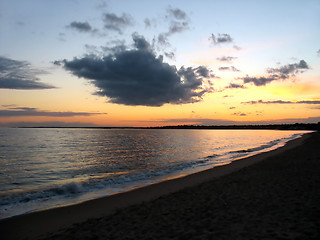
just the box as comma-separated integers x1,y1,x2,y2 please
0,131,317,239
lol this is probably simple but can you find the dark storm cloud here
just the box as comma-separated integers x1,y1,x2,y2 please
102,12,133,34
216,56,237,62
59,35,211,107
67,21,93,33
241,60,309,86
209,33,233,45
0,107,106,117
242,99,320,104
0,56,55,89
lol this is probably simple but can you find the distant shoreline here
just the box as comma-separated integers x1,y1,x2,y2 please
15,122,320,131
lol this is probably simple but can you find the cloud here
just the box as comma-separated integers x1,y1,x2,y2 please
156,6,190,49
102,12,133,34
168,21,189,35
266,60,309,79
59,34,212,107
227,83,245,89
233,112,247,117
15,21,25,26
216,56,237,62
240,60,309,86
166,6,189,34
164,51,175,59
144,18,152,28
58,32,66,41
242,100,292,104
242,99,320,104
0,121,99,128
242,76,276,86
317,49,320,56
154,116,320,126
157,118,240,125
209,33,233,45
166,6,187,20
219,66,240,72
297,100,320,104
233,45,241,50
155,7,190,51
0,107,106,117
67,21,95,33
195,66,216,78
0,56,55,89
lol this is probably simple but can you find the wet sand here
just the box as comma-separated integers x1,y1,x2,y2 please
1,132,319,239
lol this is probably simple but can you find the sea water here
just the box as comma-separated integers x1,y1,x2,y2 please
0,128,311,219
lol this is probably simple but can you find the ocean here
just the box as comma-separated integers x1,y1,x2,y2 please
0,128,311,219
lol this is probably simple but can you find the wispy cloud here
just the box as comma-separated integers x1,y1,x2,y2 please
102,12,134,34
233,112,247,117
0,56,55,89
240,60,309,86
0,121,99,128
67,21,93,32
155,116,320,126
219,66,240,72
209,33,233,45
66,21,99,35
0,107,106,117
216,56,237,63
242,99,320,104
156,6,190,55
227,83,246,89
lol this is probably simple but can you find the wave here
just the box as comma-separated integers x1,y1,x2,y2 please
0,132,304,219
203,133,302,162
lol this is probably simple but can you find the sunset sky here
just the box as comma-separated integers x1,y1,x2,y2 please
1,0,319,127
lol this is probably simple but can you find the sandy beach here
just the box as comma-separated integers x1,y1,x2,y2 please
1,131,319,239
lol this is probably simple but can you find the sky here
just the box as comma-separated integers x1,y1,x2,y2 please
0,0,320,127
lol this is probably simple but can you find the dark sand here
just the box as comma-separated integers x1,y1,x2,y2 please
1,132,319,239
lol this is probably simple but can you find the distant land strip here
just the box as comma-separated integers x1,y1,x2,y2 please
18,122,320,131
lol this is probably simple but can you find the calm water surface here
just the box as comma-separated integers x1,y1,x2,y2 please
0,128,310,219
